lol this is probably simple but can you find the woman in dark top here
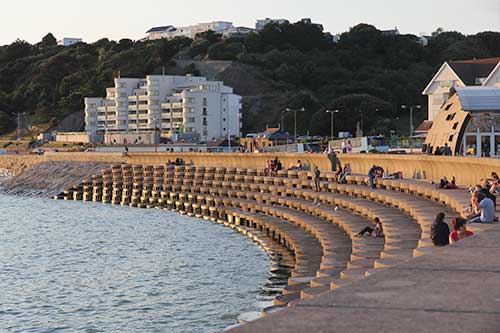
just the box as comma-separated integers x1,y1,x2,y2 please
431,212,450,246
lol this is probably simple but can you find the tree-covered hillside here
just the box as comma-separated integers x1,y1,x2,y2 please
0,22,499,136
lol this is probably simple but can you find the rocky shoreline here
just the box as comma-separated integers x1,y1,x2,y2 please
0,161,111,197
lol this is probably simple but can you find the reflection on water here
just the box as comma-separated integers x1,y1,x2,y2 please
0,195,274,333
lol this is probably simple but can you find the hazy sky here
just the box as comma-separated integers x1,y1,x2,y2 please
1,0,499,45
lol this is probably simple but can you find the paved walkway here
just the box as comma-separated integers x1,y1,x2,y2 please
230,224,500,333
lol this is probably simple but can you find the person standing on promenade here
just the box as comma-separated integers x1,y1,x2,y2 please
314,166,321,192
431,212,450,246
341,139,347,154
368,165,377,189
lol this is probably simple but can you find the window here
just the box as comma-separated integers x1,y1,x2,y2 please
203,107,207,116
452,122,459,130
445,103,453,111
203,118,207,126
150,100,160,106
223,118,226,122
118,83,126,88
448,135,454,142
446,113,456,121
186,117,196,123
150,90,159,96
119,93,127,98
203,130,208,136
203,98,207,106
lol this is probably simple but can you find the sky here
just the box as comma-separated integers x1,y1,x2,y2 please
1,0,499,45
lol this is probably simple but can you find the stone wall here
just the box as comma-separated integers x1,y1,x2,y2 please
0,152,498,186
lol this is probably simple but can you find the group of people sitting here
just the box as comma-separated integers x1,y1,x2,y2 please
431,212,474,246
334,162,352,184
356,213,475,246
166,158,185,166
438,176,458,189
264,157,283,176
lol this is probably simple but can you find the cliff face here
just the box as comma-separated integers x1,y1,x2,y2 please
0,161,109,197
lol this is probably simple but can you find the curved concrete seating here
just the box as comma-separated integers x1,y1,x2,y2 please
62,163,497,319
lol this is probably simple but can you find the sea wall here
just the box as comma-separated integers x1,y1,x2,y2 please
0,152,498,186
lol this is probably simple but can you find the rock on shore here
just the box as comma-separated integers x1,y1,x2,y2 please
0,161,110,197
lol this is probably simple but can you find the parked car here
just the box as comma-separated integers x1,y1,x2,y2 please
31,148,45,155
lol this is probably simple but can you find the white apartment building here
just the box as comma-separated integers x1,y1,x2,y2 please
422,57,500,121
147,21,234,40
85,75,242,143
57,38,83,46
255,18,289,31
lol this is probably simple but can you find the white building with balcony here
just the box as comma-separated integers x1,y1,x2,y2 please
85,75,241,143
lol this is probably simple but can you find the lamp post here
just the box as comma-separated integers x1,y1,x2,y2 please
325,109,340,141
401,105,421,153
285,107,306,143
153,115,159,152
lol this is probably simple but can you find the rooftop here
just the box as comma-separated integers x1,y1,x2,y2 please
455,86,500,111
449,57,500,85
146,26,176,33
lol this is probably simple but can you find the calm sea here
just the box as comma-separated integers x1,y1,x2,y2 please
0,194,271,332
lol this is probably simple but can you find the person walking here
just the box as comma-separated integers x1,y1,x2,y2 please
431,212,450,246
314,166,321,192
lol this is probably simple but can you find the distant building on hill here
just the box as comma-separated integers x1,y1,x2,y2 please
381,27,400,36
84,75,241,144
223,27,257,39
57,38,82,46
146,21,234,40
255,18,289,30
145,26,176,40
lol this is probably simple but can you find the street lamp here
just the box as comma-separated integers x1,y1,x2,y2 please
401,105,421,153
285,107,306,143
153,115,159,153
326,109,340,141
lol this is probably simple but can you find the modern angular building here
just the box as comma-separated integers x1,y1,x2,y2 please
424,86,500,157
84,75,242,143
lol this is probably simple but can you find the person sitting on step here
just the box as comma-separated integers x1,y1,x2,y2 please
334,163,343,182
431,212,450,246
438,176,457,189
355,217,384,238
449,218,474,244
467,192,496,224
339,163,352,184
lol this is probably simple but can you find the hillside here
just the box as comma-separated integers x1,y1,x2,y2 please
0,23,499,136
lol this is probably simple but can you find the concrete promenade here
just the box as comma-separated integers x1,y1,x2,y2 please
230,224,500,332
